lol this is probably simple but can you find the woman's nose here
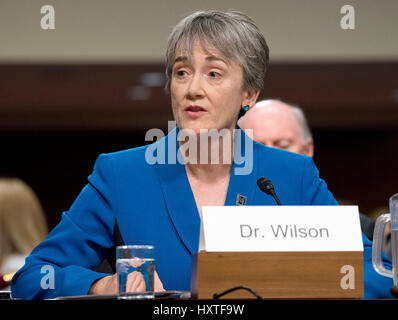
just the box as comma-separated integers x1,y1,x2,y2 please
186,74,204,99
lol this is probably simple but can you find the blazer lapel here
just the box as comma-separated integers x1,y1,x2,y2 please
153,127,257,254
154,127,201,255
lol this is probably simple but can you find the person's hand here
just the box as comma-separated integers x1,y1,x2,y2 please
89,273,118,295
89,271,165,295
154,271,165,292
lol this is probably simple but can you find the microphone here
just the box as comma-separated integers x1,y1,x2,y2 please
257,177,282,205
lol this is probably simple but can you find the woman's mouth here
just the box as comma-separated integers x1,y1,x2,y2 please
185,105,207,118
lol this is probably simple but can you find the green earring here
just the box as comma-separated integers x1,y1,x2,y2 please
243,105,250,111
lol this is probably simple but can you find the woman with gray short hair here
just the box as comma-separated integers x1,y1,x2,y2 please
12,10,388,300
165,10,269,96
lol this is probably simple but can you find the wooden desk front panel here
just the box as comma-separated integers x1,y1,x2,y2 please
191,251,363,299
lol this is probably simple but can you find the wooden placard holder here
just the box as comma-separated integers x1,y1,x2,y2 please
191,251,363,299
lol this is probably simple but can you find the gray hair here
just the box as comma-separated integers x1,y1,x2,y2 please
255,99,313,143
291,106,313,143
164,10,269,94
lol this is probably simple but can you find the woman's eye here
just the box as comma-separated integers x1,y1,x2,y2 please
176,70,187,77
209,71,221,78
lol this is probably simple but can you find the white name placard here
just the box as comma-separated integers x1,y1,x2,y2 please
200,206,363,252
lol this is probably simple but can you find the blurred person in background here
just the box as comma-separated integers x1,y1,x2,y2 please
0,178,48,290
239,99,314,157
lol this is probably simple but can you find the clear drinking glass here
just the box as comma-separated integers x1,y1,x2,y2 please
116,245,155,299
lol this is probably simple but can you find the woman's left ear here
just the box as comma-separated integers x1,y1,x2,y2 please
243,89,260,109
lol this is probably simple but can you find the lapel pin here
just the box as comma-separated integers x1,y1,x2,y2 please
236,194,247,206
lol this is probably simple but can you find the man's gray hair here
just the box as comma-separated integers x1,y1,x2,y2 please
164,10,269,94
255,99,313,143
291,105,313,143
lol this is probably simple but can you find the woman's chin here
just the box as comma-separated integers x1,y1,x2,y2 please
178,120,211,134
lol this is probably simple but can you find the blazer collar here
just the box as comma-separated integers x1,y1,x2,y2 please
153,126,258,255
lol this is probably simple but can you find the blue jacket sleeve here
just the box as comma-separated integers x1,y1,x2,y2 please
11,154,116,299
301,157,338,205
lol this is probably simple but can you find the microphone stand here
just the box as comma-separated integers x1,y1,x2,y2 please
257,177,282,206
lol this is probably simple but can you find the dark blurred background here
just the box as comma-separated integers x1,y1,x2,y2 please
0,1,397,230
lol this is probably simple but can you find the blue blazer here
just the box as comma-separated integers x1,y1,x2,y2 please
11,128,393,299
